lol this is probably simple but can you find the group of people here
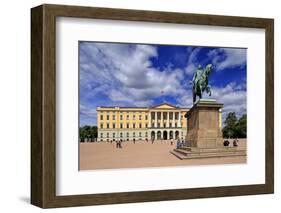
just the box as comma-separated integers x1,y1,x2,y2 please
116,140,122,148
175,138,186,148
112,137,239,149
223,138,239,147
112,137,186,148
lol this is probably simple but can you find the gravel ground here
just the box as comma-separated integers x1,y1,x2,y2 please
79,139,247,170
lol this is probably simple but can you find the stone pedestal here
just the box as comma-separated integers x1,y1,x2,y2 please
171,99,246,159
186,99,223,148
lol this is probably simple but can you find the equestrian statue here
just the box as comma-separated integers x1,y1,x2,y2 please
191,64,214,104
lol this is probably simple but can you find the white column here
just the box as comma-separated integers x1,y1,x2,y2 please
155,111,158,127
161,111,163,127
172,111,175,127
178,111,181,127
148,111,151,128
167,111,169,127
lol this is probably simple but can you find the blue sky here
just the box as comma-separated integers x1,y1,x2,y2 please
79,42,247,126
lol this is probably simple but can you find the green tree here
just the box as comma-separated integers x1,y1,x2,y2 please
236,114,247,138
223,112,238,138
79,125,98,142
223,112,247,138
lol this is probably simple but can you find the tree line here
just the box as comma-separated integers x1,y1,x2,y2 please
222,112,247,138
79,125,97,142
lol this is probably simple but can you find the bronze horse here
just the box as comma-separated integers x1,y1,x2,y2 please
191,64,214,104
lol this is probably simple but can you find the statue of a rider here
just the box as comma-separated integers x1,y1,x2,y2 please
191,64,214,104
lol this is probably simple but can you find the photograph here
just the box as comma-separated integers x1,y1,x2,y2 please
78,41,247,170
29,3,274,208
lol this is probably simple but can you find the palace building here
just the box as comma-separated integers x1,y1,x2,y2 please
97,103,189,142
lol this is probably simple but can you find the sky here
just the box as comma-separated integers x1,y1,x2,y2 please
79,42,247,126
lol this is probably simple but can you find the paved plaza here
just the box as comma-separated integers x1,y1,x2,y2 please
79,139,247,170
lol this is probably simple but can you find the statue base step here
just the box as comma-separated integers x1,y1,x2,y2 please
170,147,246,160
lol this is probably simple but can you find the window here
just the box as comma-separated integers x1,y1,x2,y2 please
127,123,129,128
107,123,109,129
120,123,123,129
133,114,136,120
145,115,148,120
145,132,148,137
139,132,142,137
120,133,123,138
127,132,129,137
100,123,103,129
113,115,115,120
139,123,142,128
113,123,115,128
120,115,123,120
133,132,135,137
139,115,142,120
145,123,148,128
175,123,177,128
107,133,109,137
106,114,109,120
133,123,136,128
100,133,103,138
127,114,129,120
100,114,103,120
113,133,115,138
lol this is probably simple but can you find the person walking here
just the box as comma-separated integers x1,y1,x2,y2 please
176,138,181,148
181,138,185,147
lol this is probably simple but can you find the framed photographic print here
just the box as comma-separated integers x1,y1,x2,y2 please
31,4,274,208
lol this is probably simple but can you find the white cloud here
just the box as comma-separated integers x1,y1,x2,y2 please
176,82,246,122
202,82,247,122
80,104,97,118
80,43,247,125
80,42,186,107
207,48,246,71
184,47,201,75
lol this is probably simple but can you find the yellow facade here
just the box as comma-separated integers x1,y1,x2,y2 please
97,103,189,142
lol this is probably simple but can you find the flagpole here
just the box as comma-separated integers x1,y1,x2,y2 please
161,90,165,103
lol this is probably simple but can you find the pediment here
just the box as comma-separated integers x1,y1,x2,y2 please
151,103,178,109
